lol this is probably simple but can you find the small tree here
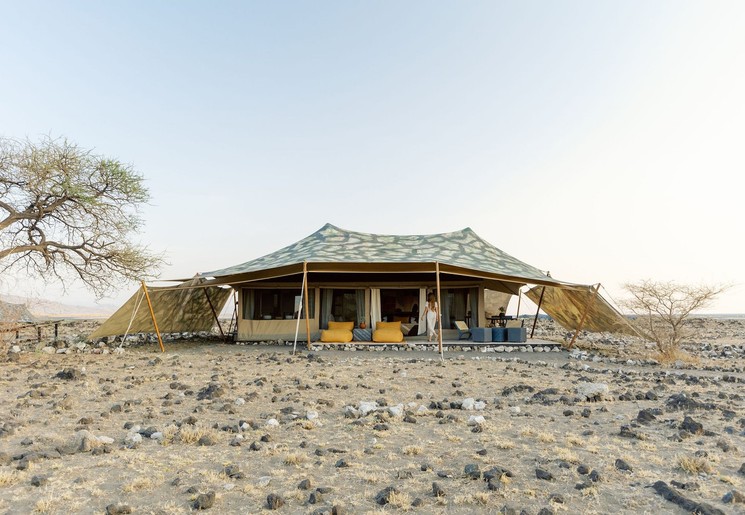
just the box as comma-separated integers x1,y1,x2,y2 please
0,136,163,297
622,280,727,357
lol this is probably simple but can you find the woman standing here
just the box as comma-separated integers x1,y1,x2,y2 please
421,293,439,342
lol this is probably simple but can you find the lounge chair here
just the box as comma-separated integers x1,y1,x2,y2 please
454,321,472,340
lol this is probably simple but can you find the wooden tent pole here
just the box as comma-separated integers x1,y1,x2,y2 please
303,262,312,350
516,289,522,318
203,288,226,339
141,281,165,353
568,283,600,349
530,286,545,339
435,262,443,360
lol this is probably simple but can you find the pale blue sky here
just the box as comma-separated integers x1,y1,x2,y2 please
1,1,743,313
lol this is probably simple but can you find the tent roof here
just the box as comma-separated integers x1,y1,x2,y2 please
201,223,573,287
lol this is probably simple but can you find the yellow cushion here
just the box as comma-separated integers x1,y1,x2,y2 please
320,329,353,343
328,321,354,331
373,328,404,343
375,321,401,331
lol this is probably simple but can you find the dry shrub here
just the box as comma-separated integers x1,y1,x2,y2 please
178,425,218,445
653,348,700,365
553,446,580,464
537,432,556,443
678,456,713,474
566,435,585,447
493,439,515,450
0,470,20,486
403,445,423,456
122,475,155,492
283,453,306,466
385,490,411,510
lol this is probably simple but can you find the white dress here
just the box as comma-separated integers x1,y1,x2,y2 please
424,302,438,337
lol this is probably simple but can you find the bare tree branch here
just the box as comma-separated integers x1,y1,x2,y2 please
0,136,165,297
622,280,728,357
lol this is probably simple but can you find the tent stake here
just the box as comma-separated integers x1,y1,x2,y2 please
303,262,312,350
204,288,226,340
568,283,600,349
530,286,546,339
435,262,444,361
141,281,165,353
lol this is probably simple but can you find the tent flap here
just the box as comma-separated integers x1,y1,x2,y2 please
89,278,231,339
525,285,638,336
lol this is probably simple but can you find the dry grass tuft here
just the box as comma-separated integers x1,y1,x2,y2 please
403,445,423,456
537,432,556,443
0,470,20,486
178,425,219,445
385,490,411,510
283,453,306,466
493,439,515,450
678,456,713,475
553,446,580,464
122,475,155,492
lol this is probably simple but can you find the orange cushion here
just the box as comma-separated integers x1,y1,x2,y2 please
375,321,402,330
373,328,404,343
320,329,353,343
328,321,354,331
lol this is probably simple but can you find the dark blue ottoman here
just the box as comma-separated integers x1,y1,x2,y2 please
491,328,507,342
506,327,527,343
472,327,492,342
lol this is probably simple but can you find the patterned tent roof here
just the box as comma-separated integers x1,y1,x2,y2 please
202,223,566,286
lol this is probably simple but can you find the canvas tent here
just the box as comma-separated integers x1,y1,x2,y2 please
94,223,631,350
525,285,640,337
196,223,592,345
89,277,232,340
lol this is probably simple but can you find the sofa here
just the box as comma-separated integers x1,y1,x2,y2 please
372,321,404,343
320,321,354,343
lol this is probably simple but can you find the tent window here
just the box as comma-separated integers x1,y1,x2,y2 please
331,289,357,322
380,288,419,323
440,288,470,329
242,288,315,320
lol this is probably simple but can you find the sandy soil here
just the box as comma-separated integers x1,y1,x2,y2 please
1,321,744,514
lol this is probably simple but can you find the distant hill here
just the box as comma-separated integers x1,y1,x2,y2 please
0,294,114,320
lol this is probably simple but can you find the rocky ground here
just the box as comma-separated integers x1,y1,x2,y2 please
0,319,744,514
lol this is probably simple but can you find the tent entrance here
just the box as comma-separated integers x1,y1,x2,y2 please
381,288,419,323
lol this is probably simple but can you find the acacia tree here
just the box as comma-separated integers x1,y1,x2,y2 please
622,280,727,356
0,136,163,297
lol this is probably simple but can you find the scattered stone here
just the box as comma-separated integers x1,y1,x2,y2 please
412,498,423,507
464,464,481,479
576,383,609,401
536,468,554,481
375,486,400,505
680,416,704,435
637,409,657,424
193,491,216,510
266,493,284,510
615,459,633,472
722,490,745,504
196,383,224,401
309,491,323,504
30,475,49,487
298,478,312,490
577,464,590,475
432,482,446,497
55,368,81,380
223,465,243,479
198,434,217,446
650,481,724,515
106,504,132,515
588,470,600,483
335,459,350,468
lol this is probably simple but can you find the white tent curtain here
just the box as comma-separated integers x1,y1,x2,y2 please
370,288,381,330
417,288,427,335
